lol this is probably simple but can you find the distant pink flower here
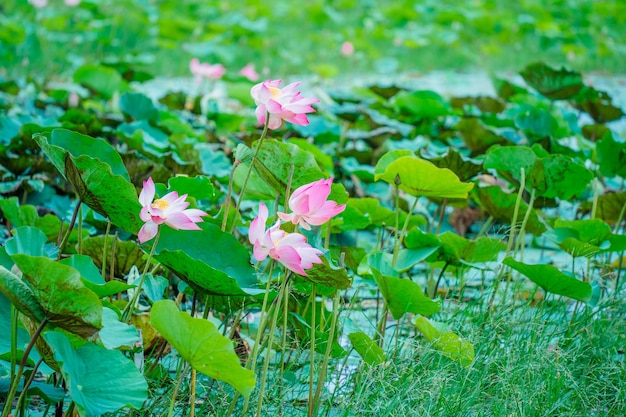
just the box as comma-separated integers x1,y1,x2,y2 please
189,58,226,84
239,63,260,82
29,0,47,8
65,0,81,5
249,204,323,276
138,177,208,243
278,178,346,230
340,41,355,56
250,79,319,130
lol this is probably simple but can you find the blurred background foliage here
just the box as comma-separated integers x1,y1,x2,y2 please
0,0,625,80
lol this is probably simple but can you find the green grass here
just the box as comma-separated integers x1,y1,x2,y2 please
118,288,624,417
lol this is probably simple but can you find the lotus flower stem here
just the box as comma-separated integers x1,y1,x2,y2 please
307,283,317,417
122,229,160,322
56,200,82,260
312,290,340,415
234,111,270,216
1,318,48,417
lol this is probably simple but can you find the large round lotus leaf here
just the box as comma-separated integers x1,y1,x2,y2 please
153,223,263,297
45,331,148,417
12,254,102,338
34,130,143,235
150,300,256,396
375,155,474,199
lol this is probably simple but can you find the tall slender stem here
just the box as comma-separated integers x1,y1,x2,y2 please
57,201,82,260
312,291,340,416
1,318,48,417
235,113,270,215
307,284,317,417
123,230,161,322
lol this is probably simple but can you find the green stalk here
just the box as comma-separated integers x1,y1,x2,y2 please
307,284,317,417
101,219,111,279
1,318,48,417
9,306,17,388
56,200,82,260
77,204,83,255
122,229,160,322
166,360,189,417
15,358,43,414
312,291,340,416
252,272,290,417
221,160,241,232
225,264,277,417
488,168,526,311
234,112,270,215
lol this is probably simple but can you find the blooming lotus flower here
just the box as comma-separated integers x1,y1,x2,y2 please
278,178,346,230
249,204,323,276
189,58,226,84
250,79,319,130
138,177,208,243
340,41,355,56
239,63,260,82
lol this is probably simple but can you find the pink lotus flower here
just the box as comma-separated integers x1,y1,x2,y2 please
189,58,226,84
29,0,47,8
340,41,355,56
278,178,346,230
249,204,323,276
250,80,319,130
138,178,208,243
239,63,260,82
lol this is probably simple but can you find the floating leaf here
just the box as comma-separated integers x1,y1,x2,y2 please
348,332,386,366
375,155,473,199
12,255,102,338
392,90,450,119
45,331,148,417
151,300,255,396
371,268,441,320
520,62,584,100
503,257,592,302
73,64,128,99
414,316,474,367
154,223,262,296
119,92,158,122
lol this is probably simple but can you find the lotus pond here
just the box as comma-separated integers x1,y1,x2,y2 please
1,1,625,417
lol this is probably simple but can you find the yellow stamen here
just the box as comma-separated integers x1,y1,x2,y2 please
268,86,281,99
152,198,170,210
